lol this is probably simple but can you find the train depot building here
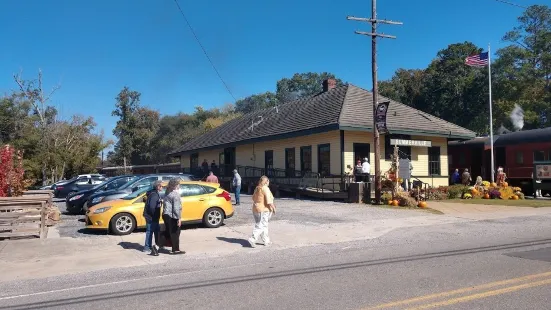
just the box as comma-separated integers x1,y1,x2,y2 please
169,80,475,194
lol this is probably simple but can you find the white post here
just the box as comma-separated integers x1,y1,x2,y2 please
488,43,495,183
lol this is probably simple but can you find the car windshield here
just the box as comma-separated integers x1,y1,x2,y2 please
118,177,147,190
122,185,152,200
94,176,139,191
64,176,78,183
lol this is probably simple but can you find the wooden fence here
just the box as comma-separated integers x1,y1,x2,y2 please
0,190,59,240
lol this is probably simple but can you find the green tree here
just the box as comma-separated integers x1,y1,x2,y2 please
234,92,279,114
235,72,345,114
112,87,141,166
493,4,551,129
276,72,345,102
378,69,426,110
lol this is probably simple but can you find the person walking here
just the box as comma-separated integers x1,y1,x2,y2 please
162,179,185,255
248,176,276,248
232,169,242,206
143,180,163,256
206,171,219,183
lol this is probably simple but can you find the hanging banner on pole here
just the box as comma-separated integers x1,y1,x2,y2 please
375,101,390,134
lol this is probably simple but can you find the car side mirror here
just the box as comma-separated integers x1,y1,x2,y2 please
142,196,147,203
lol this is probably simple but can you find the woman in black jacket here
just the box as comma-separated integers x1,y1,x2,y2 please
143,180,163,256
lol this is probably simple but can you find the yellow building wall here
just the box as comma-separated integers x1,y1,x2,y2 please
343,132,449,187
177,129,449,187
236,130,341,174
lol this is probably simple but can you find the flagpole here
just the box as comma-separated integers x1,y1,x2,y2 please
488,43,495,183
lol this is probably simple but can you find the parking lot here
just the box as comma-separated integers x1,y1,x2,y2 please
54,194,434,239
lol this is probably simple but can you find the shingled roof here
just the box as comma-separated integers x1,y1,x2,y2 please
171,84,475,155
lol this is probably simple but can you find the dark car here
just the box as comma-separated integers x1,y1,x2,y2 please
84,174,195,211
65,175,138,214
54,175,107,198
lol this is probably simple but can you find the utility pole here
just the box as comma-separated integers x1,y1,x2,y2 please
347,0,402,204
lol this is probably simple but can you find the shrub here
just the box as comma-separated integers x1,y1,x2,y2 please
498,186,515,200
395,192,418,207
517,192,525,200
427,187,447,200
381,191,393,202
0,145,26,197
489,188,501,199
447,185,469,199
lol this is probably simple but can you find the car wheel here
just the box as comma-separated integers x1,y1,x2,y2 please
82,201,88,214
110,213,136,235
203,208,225,228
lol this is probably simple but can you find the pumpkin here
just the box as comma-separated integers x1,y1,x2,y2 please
484,193,490,199
388,200,393,206
391,200,399,206
511,195,519,200
503,182,508,187
471,188,479,195
418,201,427,208
490,182,497,187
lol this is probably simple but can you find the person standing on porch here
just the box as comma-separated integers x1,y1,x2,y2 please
354,160,363,182
232,169,241,205
248,176,275,248
452,169,460,185
361,157,371,183
462,169,472,186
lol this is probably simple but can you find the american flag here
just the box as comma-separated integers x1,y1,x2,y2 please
465,52,489,67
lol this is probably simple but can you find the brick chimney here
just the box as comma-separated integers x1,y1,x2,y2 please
322,78,337,92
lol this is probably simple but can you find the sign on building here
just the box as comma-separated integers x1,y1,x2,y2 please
375,101,390,134
399,158,412,179
536,164,551,179
390,139,432,147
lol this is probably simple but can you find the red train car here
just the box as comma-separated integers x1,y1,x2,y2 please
448,127,551,194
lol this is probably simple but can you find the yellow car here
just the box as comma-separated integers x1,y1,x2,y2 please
85,181,234,235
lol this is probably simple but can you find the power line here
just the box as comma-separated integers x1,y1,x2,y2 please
172,0,237,101
495,0,527,9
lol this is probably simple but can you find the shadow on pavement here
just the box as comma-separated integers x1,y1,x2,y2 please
77,228,109,236
118,241,143,252
216,237,249,247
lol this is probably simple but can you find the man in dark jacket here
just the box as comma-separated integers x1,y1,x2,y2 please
143,180,163,256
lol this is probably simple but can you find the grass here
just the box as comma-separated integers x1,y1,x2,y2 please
371,204,444,215
446,198,551,208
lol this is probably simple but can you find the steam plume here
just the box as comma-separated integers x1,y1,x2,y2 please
510,104,524,131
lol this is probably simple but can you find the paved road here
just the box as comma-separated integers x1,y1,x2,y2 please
1,209,550,309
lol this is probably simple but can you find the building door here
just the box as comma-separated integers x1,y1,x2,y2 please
223,147,236,177
353,143,370,165
265,150,274,177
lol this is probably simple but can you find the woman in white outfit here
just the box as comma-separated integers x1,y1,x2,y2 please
248,176,276,248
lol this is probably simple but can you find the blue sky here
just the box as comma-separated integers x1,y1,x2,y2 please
0,0,541,144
